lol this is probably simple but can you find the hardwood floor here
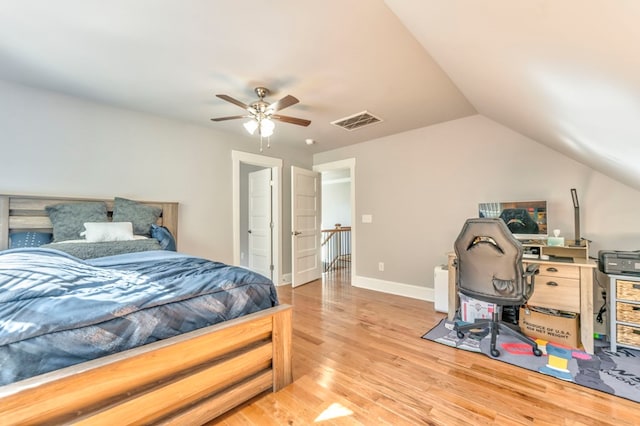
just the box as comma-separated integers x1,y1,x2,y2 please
215,270,639,425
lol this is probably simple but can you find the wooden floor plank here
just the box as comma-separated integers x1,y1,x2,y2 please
214,271,640,425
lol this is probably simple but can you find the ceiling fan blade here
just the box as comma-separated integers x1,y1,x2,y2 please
216,94,252,111
267,95,299,113
272,114,311,127
210,115,247,122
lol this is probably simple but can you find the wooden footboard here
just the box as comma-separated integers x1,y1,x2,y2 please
0,304,292,425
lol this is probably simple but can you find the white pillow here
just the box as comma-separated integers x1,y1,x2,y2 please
81,222,135,242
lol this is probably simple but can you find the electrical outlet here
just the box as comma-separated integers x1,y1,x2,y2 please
378,262,384,271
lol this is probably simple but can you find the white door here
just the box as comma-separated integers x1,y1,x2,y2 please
248,168,272,280
291,166,321,287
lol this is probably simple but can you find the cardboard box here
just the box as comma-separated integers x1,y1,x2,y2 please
459,293,495,323
519,306,580,348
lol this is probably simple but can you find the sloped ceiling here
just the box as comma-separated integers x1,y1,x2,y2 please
386,0,640,191
0,0,474,153
1,1,638,190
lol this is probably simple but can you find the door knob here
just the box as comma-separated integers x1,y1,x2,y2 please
293,231,302,236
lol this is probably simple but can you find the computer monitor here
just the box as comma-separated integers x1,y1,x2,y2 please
478,200,548,241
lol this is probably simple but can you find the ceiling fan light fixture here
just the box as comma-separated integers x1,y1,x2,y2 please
212,86,311,152
260,118,275,137
243,119,258,135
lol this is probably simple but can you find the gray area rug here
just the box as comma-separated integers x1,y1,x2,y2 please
423,318,639,403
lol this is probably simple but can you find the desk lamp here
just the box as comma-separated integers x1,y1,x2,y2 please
570,188,585,247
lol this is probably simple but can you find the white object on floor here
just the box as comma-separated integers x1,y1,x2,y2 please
434,264,449,313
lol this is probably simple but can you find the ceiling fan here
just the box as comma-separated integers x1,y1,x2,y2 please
211,87,311,151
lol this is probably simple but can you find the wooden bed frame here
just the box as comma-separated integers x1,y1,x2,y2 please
0,194,180,250
0,194,293,425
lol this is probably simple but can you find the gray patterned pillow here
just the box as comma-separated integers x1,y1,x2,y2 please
112,197,161,237
45,202,108,242
9,231,53,248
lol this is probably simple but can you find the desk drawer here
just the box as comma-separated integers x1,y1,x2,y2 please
533,263,580,279
528,276,580,312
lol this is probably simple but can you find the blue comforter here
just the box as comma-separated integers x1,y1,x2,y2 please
0,248,278,385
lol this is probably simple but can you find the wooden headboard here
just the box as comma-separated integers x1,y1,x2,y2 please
0,195,178,250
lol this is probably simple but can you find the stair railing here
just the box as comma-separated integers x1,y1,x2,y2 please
321,225,351,272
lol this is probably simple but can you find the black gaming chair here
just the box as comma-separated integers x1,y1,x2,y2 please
453,218,542,357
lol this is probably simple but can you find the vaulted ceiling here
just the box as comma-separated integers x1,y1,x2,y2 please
1,1,638,189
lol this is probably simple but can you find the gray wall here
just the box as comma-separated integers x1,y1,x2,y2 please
321,179,351,229
5,78,639,297
0,80,312,276
314,114,640,294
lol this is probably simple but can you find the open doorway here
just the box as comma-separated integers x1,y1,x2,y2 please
314,158,356,283
232,150,283,285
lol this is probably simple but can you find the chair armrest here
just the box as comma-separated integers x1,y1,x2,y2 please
524,263,539,277
523,263,539,300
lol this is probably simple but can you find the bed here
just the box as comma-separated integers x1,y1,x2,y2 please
0,194,292,425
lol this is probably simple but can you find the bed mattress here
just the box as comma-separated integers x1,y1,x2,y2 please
0,248,278,385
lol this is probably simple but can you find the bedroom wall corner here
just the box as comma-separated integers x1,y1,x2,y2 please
0,80,314,275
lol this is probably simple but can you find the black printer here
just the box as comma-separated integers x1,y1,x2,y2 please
598,250,640,275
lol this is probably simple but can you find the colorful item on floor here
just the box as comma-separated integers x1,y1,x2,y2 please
422,318,639,403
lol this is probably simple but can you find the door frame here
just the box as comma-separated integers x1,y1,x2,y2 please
232,150,282,285
313,158,356,284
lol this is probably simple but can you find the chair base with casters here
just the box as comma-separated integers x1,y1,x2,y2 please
455,307,542,357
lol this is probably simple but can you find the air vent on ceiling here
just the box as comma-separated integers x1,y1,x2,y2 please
331,110,382,131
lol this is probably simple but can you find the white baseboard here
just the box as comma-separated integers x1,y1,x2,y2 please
277,273,292,286
353,275,434,301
